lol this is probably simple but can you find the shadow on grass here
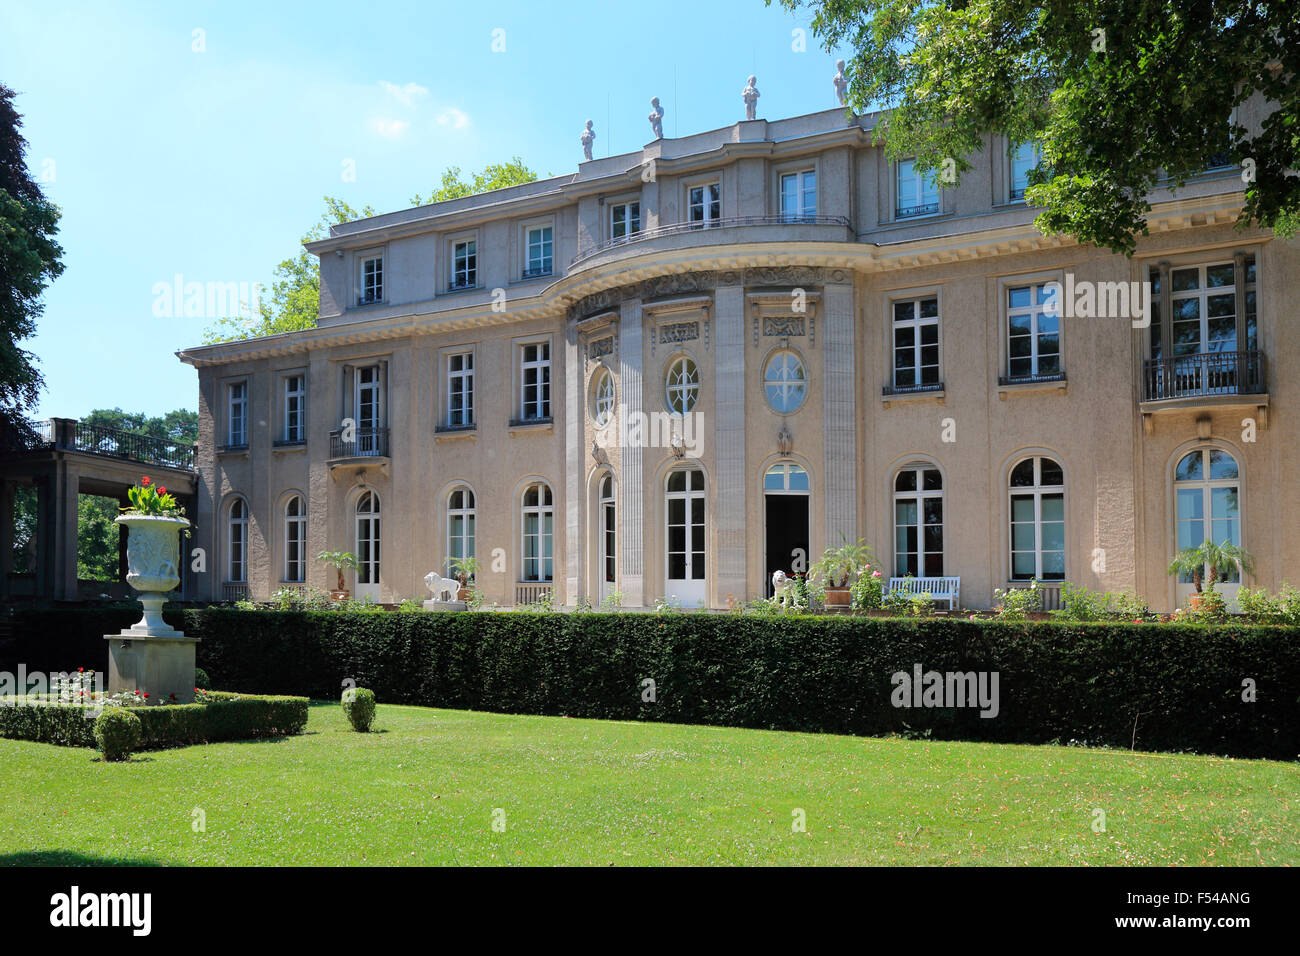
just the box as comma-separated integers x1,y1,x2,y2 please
0,850,167,867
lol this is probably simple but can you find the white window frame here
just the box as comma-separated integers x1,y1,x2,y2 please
687,181,721,228
519,340,552,421
227,497,248,583
359,250,383,304
284,494,306,583
446,350,474,427
665,468,706,592
666,356,700,415
763,348,807,413
779,169,817,221
599,473,616,588
227,380,247,448
355,491,381,588
1005,282,1062,380
446,486,476,575
1173,448,1242,585
891,296,941,390
450,235,478,290
1008,456,1065,581
1168,261,1240,357
1009,141,1041,202
895,158,940,219
521,482,554,582
282,373,305,443
592,368,615,426
523,222,554,278
893,465,944,578
610,200,641,241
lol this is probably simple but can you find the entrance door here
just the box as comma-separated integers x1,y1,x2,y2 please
355,366,382,456
764,463,810,597
355,491,380,601
665,469,706,606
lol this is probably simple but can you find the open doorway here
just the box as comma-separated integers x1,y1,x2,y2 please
764,462,810,597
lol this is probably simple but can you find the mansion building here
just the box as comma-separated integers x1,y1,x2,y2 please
178,101,1299,612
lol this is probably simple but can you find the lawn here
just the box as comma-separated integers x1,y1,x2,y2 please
1,702,1294,866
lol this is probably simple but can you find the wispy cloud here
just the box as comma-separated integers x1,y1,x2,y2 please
436,107,470,130
380,81,429,107
369,117,411,139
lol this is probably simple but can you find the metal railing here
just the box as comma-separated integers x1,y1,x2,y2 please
221,582,250,603
883,381,945,396
896,202,940,219
28,418,197,470
328,426,389,459
571,214,852,266
999,371,1067,387
1142,350,1265,402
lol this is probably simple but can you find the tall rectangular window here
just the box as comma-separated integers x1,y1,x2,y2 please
611,201,641,240
780,170,816,220
1006,283,1061,380
360,254,383,303
227,381,247,447
447,351,474,427
896,159,940,218
520,342,551,420
892,297,940,389
452,239,477,289
1009,142,1041,201
688,183,721,228
283,374,305,443
525,225,553,277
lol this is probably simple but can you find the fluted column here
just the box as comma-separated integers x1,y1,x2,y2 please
823,281,857,546
714,284,746,603
564,319,582,605
618,297,645,607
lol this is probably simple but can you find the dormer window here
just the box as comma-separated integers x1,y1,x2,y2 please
524,224,553,278
452,238,477,290
896,159,939,219
359,252,383,304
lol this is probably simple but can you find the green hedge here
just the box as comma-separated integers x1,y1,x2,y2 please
182,609,1300,760
0,691,308,750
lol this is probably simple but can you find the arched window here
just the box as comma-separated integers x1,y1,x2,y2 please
763,349,807,413
447,486,476,573
666,357,700,415
1009,456,1064,580
593,369,614,426
764,462,810,492
521,483,554,582
895,465,943,577
355,491,380,593
227,498,248,583
599,474,616,588
1174,448,1241,584
284,495,306,583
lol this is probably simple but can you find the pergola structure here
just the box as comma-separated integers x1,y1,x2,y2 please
0,418,198,602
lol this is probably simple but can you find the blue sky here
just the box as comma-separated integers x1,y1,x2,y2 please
2,0,851,421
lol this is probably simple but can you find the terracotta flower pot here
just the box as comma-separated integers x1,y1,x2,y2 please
1188,593,1205,610
824,587,852,607
457,586,471,601
330,590,350,602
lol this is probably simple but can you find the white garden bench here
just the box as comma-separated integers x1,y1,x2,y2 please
886,576,961,610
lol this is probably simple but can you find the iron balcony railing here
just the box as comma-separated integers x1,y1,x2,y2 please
896,202,940,219
221,582,250,603
1142,350,1265,402
329,426,389,459
29,418,197,470
571,214,852,266
998,371,1067,387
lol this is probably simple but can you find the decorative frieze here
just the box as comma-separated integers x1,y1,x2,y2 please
588,336,615,360
762,316,806,337
659,321,700,345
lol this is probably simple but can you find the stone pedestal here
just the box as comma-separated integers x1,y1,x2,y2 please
422,600,467,612
104,630,199,704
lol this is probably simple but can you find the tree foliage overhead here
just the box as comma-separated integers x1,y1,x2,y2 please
780,0,1299,254
206,160,538,344
81,407,198,445
0,83,63,450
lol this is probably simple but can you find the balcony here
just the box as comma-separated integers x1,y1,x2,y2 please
328,427,390,469
1140,350,1267,432
569,214,852,270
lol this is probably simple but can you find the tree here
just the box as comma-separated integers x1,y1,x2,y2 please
410,157,537,206
0,83,63,450
780,1,1299,254
81,407,198,444
76,495,118,582
205,160,537,344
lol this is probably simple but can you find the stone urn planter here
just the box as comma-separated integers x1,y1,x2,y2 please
116,514,190,635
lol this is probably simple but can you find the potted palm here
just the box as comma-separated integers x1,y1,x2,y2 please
1167,540,1255,609
317,550,359,602
810,536,874,609
448,554,479,601
117,476,189,633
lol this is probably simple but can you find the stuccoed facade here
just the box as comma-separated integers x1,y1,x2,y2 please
177,102,1299,612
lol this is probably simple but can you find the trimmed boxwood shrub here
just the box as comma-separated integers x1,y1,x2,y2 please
0,693,308,751
195,667,211,690
343,688,376,732
185,609,1300,759
94,709,141,761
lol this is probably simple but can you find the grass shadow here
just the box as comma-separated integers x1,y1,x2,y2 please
0,849,167,867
